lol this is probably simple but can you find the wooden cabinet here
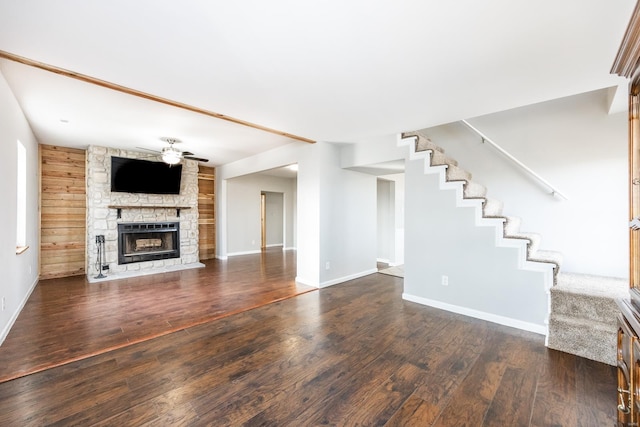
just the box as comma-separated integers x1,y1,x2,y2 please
617,298,640,426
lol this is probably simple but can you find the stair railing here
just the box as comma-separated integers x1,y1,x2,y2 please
461,120,568,200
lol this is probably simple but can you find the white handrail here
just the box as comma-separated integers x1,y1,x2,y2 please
461,120,568,200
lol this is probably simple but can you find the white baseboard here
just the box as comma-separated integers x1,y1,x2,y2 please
0,275,39,346
266,244,283,248
402,293,547,336
226,250,262,257
320,268,378,288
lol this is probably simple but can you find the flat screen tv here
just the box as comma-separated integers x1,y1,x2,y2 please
111,156,182,195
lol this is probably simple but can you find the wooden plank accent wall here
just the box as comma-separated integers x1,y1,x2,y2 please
198,166,216,260
40,145,86,279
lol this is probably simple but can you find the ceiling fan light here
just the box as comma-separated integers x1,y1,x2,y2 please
161,147,182,165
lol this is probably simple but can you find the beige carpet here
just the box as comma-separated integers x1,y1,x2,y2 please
548,272,629,366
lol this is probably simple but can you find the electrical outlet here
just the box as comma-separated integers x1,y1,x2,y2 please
1,297,5,311
325,261,330,270
102,264,110,271
441,275,449,286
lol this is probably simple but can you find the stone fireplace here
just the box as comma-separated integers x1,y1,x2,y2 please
86,145,202,282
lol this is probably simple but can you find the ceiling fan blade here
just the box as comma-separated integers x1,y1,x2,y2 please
183,155,209,163
182,151,194,156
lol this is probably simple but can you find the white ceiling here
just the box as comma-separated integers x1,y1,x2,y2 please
0,1,635,167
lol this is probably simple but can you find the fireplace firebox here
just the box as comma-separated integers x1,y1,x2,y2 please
117,222,180,265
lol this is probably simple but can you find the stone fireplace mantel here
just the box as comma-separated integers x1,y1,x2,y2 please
108,205,192,219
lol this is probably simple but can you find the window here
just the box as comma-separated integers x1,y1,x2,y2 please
16,140,27,253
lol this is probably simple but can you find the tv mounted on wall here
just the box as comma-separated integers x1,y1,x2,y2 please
111,156,183,195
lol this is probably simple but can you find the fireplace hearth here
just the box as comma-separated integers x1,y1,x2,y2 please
118,222,180,265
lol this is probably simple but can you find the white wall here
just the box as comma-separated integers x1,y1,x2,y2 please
423,89,628,278
226,174,295,255
404,159,549,333
0,70,39,345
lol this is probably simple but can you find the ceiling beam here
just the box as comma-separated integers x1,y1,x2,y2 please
0,50,316,144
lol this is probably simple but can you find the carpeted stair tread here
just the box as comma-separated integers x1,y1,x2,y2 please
481,198,503,216
504,232,541,256
547,314,616,365
528,249,563,268
551,273,627,325
463,181,487,199
554,273,628,297
550,287,621,327
430,149,458,167
503,216,522,236
446,164,472,182
405,132,446,154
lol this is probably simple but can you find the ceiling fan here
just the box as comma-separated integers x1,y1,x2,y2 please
137,137,209,164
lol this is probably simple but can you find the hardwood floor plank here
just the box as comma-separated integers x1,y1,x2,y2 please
430,326,538,426
575,356,617,427
530,349,578,427
340,362,426,426
407,320,490,425
385,394,438,427
483,367,538,427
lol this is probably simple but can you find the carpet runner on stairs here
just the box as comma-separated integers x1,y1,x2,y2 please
548,272,628,366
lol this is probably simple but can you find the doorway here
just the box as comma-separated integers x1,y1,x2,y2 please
261,191,285,250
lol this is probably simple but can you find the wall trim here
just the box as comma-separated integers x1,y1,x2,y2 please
227,249,262,257
402,292,547,336
0,276,38,346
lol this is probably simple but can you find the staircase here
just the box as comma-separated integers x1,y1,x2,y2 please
405,131,563,281
403,131,626,366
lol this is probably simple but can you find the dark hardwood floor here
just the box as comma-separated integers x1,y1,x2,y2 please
0,248,313,383
0,251,616,426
